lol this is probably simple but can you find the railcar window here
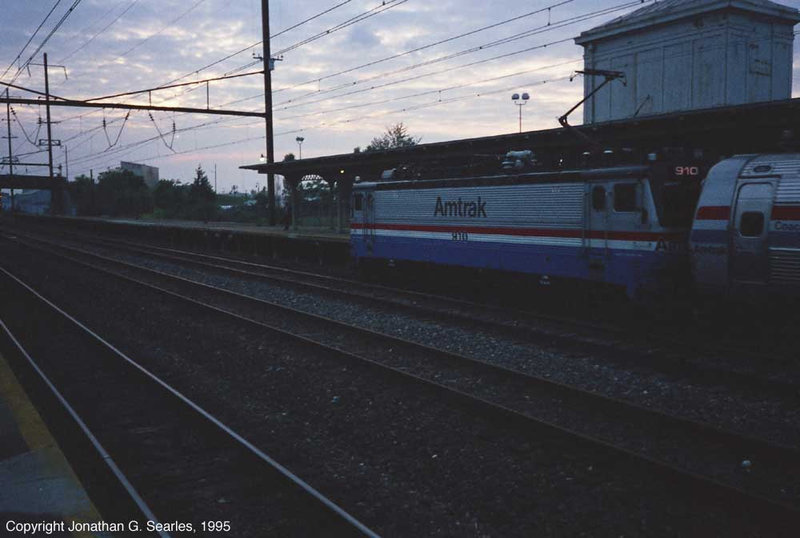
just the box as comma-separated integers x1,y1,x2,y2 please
353,194,363,211
740,211,765,237
613,184,637,212
592,186,606,211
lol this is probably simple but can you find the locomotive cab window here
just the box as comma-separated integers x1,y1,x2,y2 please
739,211,765,237
592,186,606,211
613,183,637,212
353,194,363,211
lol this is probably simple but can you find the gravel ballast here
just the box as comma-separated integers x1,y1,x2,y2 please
63,235,800,450
1,237,797,535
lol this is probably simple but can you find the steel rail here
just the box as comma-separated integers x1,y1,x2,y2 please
0,261,380,538
33,226,798,395
0,318,168,538
8,232,800,523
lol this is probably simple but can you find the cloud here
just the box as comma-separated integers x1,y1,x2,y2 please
1,0,798,192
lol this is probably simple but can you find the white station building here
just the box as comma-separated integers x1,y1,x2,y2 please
576,0,800,124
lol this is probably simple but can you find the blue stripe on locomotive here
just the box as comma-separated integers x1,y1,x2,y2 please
353,235,683,297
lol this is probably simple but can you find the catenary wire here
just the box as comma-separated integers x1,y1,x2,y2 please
57,0,141,65
0,0,63,82
10,0,85,85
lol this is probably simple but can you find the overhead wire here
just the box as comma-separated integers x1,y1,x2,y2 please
71,37,758,173
273,0,578,95
273,0,409,57
223,0,646,113
148,112,177,153
62,0,405,156
69,115,257,167
102,110,131,149
158,0,362,88
82,70,265,102
55,0,661,174
11,0,85,85
57,0,141,64
76,15,793,173
61,0,601,170
68,63,577,170
10,107,43,149
113,0,208,60
269,0,642,111
278,58,582,122
0,0,63,82
275,36,575,111
73,70,578,170
272,0,355,40
155,0,614,114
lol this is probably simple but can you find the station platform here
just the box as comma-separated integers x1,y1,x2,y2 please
2,214,352,268
65,216,350,243
0,352,106,537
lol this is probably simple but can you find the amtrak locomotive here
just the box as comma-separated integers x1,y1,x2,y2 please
350,153,800,303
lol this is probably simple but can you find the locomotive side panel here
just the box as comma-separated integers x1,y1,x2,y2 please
376,182,583,278
353,171,689,298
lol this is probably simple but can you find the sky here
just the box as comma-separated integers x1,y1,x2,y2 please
1,0,799,194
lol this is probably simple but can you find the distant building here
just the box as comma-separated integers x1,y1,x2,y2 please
576,0,800,124
121,161,159,189
2,189,51,214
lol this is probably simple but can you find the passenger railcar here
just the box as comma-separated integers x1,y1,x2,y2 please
691,153,800,300
351,162,700,300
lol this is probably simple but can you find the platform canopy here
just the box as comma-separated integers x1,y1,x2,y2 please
241,97,800,182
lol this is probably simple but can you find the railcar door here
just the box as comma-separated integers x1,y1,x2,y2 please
351,190,373,253
730,182,774,284
584,183,609,258
363,192,375,252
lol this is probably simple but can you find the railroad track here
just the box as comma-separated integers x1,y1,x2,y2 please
6,232,800,524
0,262,377,537
9,224,800,398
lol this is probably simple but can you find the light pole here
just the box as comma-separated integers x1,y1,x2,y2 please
296,136,304,159
511,92,530,133
62,143,68,182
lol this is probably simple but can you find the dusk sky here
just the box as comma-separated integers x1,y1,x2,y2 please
1,0,799,193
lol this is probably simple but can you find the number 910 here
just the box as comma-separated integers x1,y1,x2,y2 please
674,166,699,176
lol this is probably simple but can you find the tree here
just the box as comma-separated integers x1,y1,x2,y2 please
365,122,420,151
153,179,189,218
67,174,97,216
95,168,153,217
254,187,269,213
188,164,216,222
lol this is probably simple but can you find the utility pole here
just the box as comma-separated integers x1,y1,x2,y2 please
43,53,59,214
261,0,276,225
4,87,15,210
90,169,95,215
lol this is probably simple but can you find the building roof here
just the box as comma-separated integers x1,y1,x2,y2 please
242,97,800,181
576,0,800,44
